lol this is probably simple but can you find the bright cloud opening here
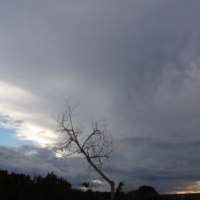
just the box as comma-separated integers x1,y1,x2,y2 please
0,80,57,146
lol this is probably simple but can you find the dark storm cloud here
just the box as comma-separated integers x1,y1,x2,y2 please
0,113,23,128
106,164,200,182
0,145,93,188
1,0,200,193
0,144,199,193
108,134,200,192
120,136,200,151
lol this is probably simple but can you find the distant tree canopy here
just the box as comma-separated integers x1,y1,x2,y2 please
0,169,163,200
0,170,72,200
2,169,199,200
127,185,159,200
0,170,110,200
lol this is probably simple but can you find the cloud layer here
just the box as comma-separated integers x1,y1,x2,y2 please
1,0,200,193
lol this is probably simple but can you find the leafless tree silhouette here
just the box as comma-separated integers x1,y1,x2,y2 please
55,103,115,200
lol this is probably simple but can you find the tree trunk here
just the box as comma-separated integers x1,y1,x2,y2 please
82,150,115,200
110,181,115,200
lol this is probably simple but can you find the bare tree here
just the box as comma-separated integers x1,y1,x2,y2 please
55,104,115,200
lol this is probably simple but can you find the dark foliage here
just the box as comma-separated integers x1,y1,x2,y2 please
0,170,110,200
127,185,160,200
160,193,200,200
0,169,165,200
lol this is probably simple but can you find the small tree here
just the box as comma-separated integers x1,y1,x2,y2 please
55,104,115,200
116,181,124,194
115,181,125,200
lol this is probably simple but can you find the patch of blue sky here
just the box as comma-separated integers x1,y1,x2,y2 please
0,127,32,147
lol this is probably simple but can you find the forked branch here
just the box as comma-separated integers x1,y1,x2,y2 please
55,104,115,200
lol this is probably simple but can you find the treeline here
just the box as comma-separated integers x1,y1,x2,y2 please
0,169,160,200
0,169,108,200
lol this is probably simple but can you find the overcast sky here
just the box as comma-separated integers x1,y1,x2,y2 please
1,0,200,194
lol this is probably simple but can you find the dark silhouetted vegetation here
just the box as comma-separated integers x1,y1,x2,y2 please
1,169,197,200
127,185,159,200
0,169,112,200
160,193,200,200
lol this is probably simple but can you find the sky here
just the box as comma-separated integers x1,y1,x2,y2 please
1,0,200,194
